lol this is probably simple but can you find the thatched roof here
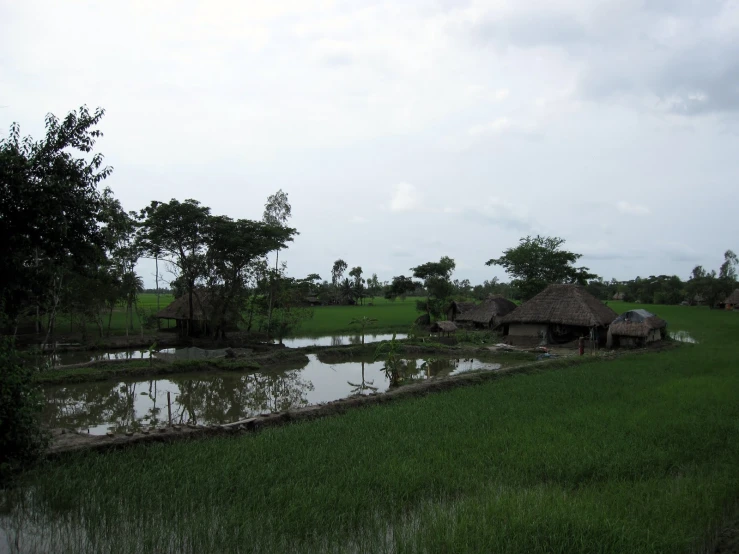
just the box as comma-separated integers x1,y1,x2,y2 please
609,309,666,337
725,289,739,305
156,291,214,321
613,292,625,300
449,301,477,313
502,284,618,327
431,320,457,333
456,296,517,324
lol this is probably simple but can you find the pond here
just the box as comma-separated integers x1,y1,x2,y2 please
33,333,410,368
42,355,501,435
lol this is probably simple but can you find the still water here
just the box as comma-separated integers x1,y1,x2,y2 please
43,355,500,435
36,334,409,367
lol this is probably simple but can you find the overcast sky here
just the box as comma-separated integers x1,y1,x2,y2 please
2,0,738,287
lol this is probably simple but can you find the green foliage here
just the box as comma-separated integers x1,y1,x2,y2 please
373,333,403,386
348,316,378,345
0,106,112,329
7,305,739,552
0,339,48,482
487,235,595,300
384,275,417,300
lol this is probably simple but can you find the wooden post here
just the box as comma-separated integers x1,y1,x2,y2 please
167,391,172,426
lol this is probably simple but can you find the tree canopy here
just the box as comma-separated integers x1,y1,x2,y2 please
486,236,595,300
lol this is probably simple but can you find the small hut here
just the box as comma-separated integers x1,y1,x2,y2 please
456,295,517,329
303,296,322,306
501,284,617,345
723,289,739,310
607,309,667,348
155,290,238,336
430,320,457,336
446,301,477,322
612,292,625,301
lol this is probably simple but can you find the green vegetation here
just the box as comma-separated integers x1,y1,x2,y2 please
289,296,422,337
0,340,48,482
3,303,737,552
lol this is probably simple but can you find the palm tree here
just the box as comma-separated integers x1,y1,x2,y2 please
120,271,144,337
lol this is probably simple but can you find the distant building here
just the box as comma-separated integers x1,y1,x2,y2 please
612,292,625,301
722,289,739,310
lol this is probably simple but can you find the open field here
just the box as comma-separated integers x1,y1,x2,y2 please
292,296,422,336
3,303,738,553
34,294,422,339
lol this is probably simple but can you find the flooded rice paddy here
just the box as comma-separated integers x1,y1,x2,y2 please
43,355,501,435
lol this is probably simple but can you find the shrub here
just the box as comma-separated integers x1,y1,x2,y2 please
0,339,49,483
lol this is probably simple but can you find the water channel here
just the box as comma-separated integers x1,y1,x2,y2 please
43,355,501,434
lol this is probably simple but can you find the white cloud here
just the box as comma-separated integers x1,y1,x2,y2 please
617,201,651,216
350,215,369,223
389,182,421,212
467,117,539,138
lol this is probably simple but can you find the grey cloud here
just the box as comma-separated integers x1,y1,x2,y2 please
472,12,589,49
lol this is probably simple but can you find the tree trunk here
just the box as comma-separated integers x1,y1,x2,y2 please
267,250,279,338
188,282,194,337
155,255,160,330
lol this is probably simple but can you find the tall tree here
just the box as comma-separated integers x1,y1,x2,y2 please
204,216,296,338
349,266,365,305
411,256,456,318
331,259,348,304
0,106,112,336
486,235,595,300
138,199,211,336
263,190,293,334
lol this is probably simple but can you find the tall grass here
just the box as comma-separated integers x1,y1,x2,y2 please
3,304,738,553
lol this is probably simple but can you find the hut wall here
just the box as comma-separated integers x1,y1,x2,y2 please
508,323,548,337
646,328,661,343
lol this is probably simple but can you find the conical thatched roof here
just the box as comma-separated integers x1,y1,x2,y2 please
609,309,666,337
725,289,739,305
456,296,517,324
502,284,618,327
449,301,477,314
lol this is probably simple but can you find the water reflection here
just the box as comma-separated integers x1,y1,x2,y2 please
43,356,500,434
33,334,410,368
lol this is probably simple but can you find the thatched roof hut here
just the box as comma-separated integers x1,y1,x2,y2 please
502,284,618,345
156,290,239,335
430,320,457,335
612,292,625,301
607,309,666,347
156,291,213,321
456,296,517,328
724,289,739,309
446,301,477,321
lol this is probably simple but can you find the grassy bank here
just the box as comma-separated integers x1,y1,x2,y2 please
4,304,738,553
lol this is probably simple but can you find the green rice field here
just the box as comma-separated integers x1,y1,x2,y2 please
2,303,738,553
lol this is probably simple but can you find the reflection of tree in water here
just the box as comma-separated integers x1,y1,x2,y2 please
44,370,315,432
44,380,147,433
347,361,378,396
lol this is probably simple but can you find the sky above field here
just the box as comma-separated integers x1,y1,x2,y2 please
2,0,738,287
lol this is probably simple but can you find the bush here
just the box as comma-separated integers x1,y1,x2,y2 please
0,339,48,483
